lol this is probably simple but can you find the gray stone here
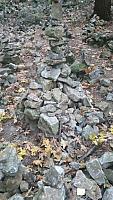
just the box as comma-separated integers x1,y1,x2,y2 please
38,114,59,135
58,77,80,88
52,88,62,103
8,194,24,200
0,193,9,200
69,162,80,170
43,91,52,101
33,186,65,200
0,170,4,180
24,108,40,120
46,51,66,66
0,68,11,75
82,125,99,140
86,158,106,185
108,40,113,51
0,146,21,176
0,168,22,192
89,67,104,80
60,64,71,78
96,101,109,111
51,2,63,21
27,93,42,102
103,168,113,184
20,180,29,192
64,84,86,102
100,79,111,87
40,78,55,91
7,74,17,84
44,166,64,188
41,67,61,81
40,104,56,113
73,170,102,200
106,93,113,101
102,187,113,200
45,26,64,39
85,111,104,125
29,81,41,90
99,152,113,168
24,100,43,109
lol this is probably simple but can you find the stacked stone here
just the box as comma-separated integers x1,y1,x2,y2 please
0,146,23,199
22,19,94,138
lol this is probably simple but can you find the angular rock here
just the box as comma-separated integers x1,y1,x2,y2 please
24,100,43,109
52,88,62,103
99,152,113,168
45,26,64,39
0,168,22,192
64,84,86,103
24,108,40,120
46,51,66,66
41,67,61,81
102,187,113,200
40,78,56,91
29,81,41,90
8,194,24,200
40,104,56,113
86,158,106,185
106,93,113,101
73,170,102,200
44,166,64,188
20,180,29,192
69,162,81,170
60,64,71,78
58,77,80,88
27,93,42,102
100,79,111,87
96,101,109,112
0,146,21,176
89,67,104,80
33,186,65,200
38,114,59,135
51,2,63,20
103,168,113,184
82,125,99,140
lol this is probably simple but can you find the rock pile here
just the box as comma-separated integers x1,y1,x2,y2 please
0,145,28,200
19,19,99,138
82,15,113,51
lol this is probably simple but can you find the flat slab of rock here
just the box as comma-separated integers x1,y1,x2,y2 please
38,114,59,135
41,67,61,81
33,186,65,200
8,194,24,200
102,187,113,200
44,166,64,188
64,84,87,103
73,170,102,200
99,152,113,168
0,146,21,176
86,158,106,185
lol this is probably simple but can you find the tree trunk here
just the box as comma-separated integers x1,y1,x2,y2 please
94,0,111,21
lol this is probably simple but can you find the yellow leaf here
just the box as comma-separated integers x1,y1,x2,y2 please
109,126,113,135
18,147,27,160
18,87,26,93
42,138,50,147
30,146,40,156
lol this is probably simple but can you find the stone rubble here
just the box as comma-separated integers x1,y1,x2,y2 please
1,1,113,200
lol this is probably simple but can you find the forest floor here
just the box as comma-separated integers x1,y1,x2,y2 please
1,1,113,199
